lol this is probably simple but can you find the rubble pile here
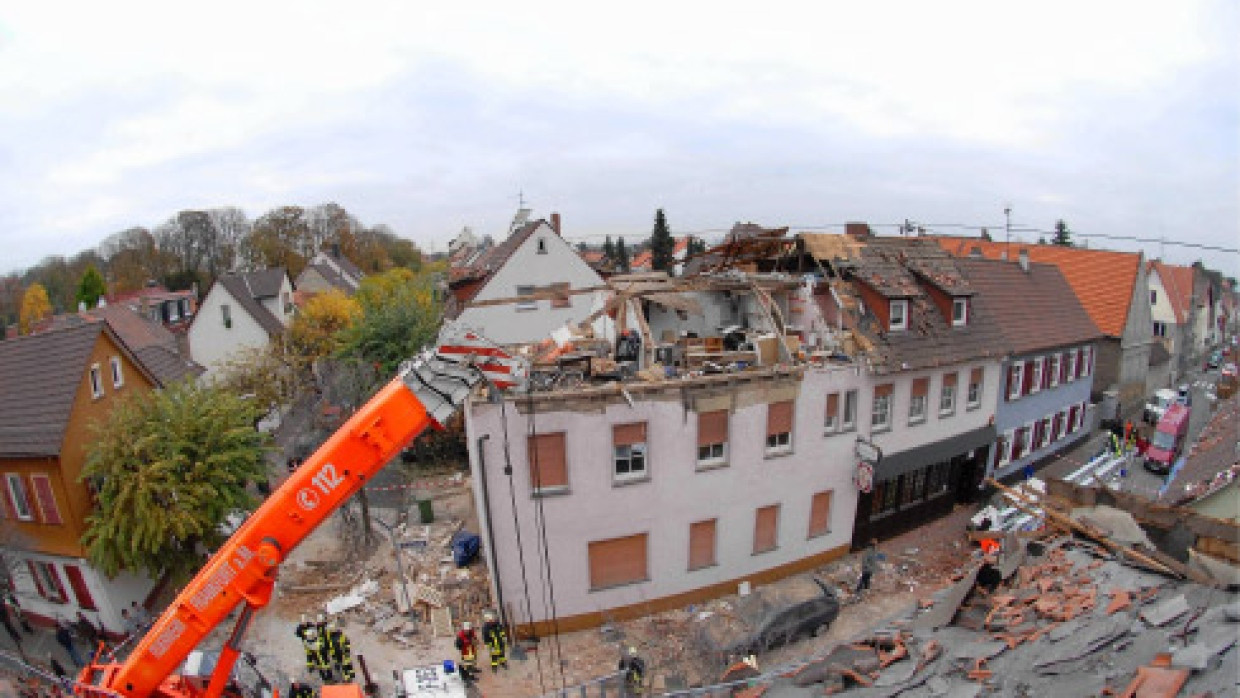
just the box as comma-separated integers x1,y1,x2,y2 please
715,536,1239,697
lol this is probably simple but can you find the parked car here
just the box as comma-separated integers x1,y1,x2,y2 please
698,576,840,661
1143,388,1177,424
1207,350,1223,370
1144,403,1190,475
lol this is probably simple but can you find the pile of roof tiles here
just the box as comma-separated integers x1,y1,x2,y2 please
718,536,1238,697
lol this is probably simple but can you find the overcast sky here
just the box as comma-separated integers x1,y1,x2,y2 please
1,1,1236,273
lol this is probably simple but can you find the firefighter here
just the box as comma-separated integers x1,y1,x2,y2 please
288,681,314,698
294,617,330,681
481,610,509,672
618,646,646,696
454,621,479,681
325,619,356,682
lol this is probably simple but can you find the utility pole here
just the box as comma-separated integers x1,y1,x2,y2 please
1004,205,1012,260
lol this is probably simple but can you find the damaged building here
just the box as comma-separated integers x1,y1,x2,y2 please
461,227,1073,635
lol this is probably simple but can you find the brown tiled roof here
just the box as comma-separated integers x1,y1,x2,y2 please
215,273,286,337
1149,261,1195,325
134,345,204,384
297,262,354,293
933,237,1142,337
956,258,1104,355
239,268,290,299
0,323,103,456
807,235,1005,373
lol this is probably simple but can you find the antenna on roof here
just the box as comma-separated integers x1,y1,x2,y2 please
508,189,532,237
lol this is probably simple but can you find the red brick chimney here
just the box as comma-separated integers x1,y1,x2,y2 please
845,222,871,239
550,212,562,236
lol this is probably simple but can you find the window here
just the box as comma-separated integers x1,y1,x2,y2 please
889,300,908,331
952,298,968,326
28,561,68,603
89,364,103,399
221,303,232,329
537,238,548,254
1060,352,1071,384
1077,401,1088,430
613,423,648,483
842,390,858,430
808,491,833,538
824,393,840,434
4,474,34,521
1041,356,1053,390
1081,347,1092,377
900,468,927,506
1153,322,1167,338
110,356,124,389
1051,412,1064,442
753,505,780,554
549,282,571,309
926,462,951,497
968,367,984,408
30,474,62,525
997,431,1013,466
1049,354,1061,388
588,533,648,590
1074,347,1085,379
1065,349,1077,382
765,401,793,454
1067,405,1080,433
1007,362,1024,400
940,373,957,415
1029,357,1043,394
515,285,537,311
1150,290,1157,305
1033,418,1050,451
63,566,97,611
688,519,717,570
909,378,928,424
527,433,569,493
697,410,729,466
1011,426,1029,461
871,384,893,432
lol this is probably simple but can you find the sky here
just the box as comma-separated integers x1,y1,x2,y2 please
0,0,1236,273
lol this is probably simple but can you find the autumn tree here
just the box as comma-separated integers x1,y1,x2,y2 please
649,209,675,273
289,290,363,364
81,381,269,582
214,344,306,416
76,265,107,309
18,283,52,334
340,269,441,376
243,206,311,277
1052,219,1073,247
99,227,168,293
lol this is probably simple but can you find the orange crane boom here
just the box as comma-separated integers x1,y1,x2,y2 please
77,322,526,698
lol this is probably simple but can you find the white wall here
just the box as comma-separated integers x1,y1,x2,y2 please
456,223,604,345
258,275,295,327
13,552,153,635
187,284,271,379
466,365,863,625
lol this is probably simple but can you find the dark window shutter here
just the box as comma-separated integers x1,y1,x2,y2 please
64,565,96,610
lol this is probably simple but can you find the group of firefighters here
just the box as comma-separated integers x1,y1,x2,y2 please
452,609,510,680
293,615,356,684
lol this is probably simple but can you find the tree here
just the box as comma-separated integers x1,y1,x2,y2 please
215,344,306,415
603,236,615,263
289,290,363,364
81,381,269,582
242,206,311,276
616,236,630,273
76,265,106,309
1052,219,1073,247
686,236,707,257
340,269,441,376
649,209,675,273
18,283,52,334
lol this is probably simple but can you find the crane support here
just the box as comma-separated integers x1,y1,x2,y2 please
80,322,526,698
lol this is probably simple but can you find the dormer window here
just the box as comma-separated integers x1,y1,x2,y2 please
952,298,968,327
889,300,908,331
537,238,548,254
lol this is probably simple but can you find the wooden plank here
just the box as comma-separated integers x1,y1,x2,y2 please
430,606,453,637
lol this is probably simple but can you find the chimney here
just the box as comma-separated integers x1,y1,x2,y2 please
550,212,562,236
1018,249,1030,272
845,222,870,239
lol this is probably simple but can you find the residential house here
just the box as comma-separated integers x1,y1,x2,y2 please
955,257,1103,481
446,214,606,345
935,238,1154,417
105,284,197,334
186,269,294,377
294,248,365,296
0,323,162,634
1147,261,1197,382
465,232,1007,635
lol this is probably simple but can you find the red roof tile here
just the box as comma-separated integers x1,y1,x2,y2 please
933,238,1142,337
1149,261,1195,325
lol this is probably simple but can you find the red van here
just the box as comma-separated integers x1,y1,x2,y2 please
1144,403,1189,475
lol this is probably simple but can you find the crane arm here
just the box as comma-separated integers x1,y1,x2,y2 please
81,322,526,698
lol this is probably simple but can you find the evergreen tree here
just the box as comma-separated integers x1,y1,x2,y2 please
603,235,615,263
82,381,269,582
616,236,630,273
76,264,107,309
649,209,674,273
686,236,707,257
1052,219,1073,247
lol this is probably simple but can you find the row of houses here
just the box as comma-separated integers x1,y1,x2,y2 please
446,218,1235,636
0,248,365,631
